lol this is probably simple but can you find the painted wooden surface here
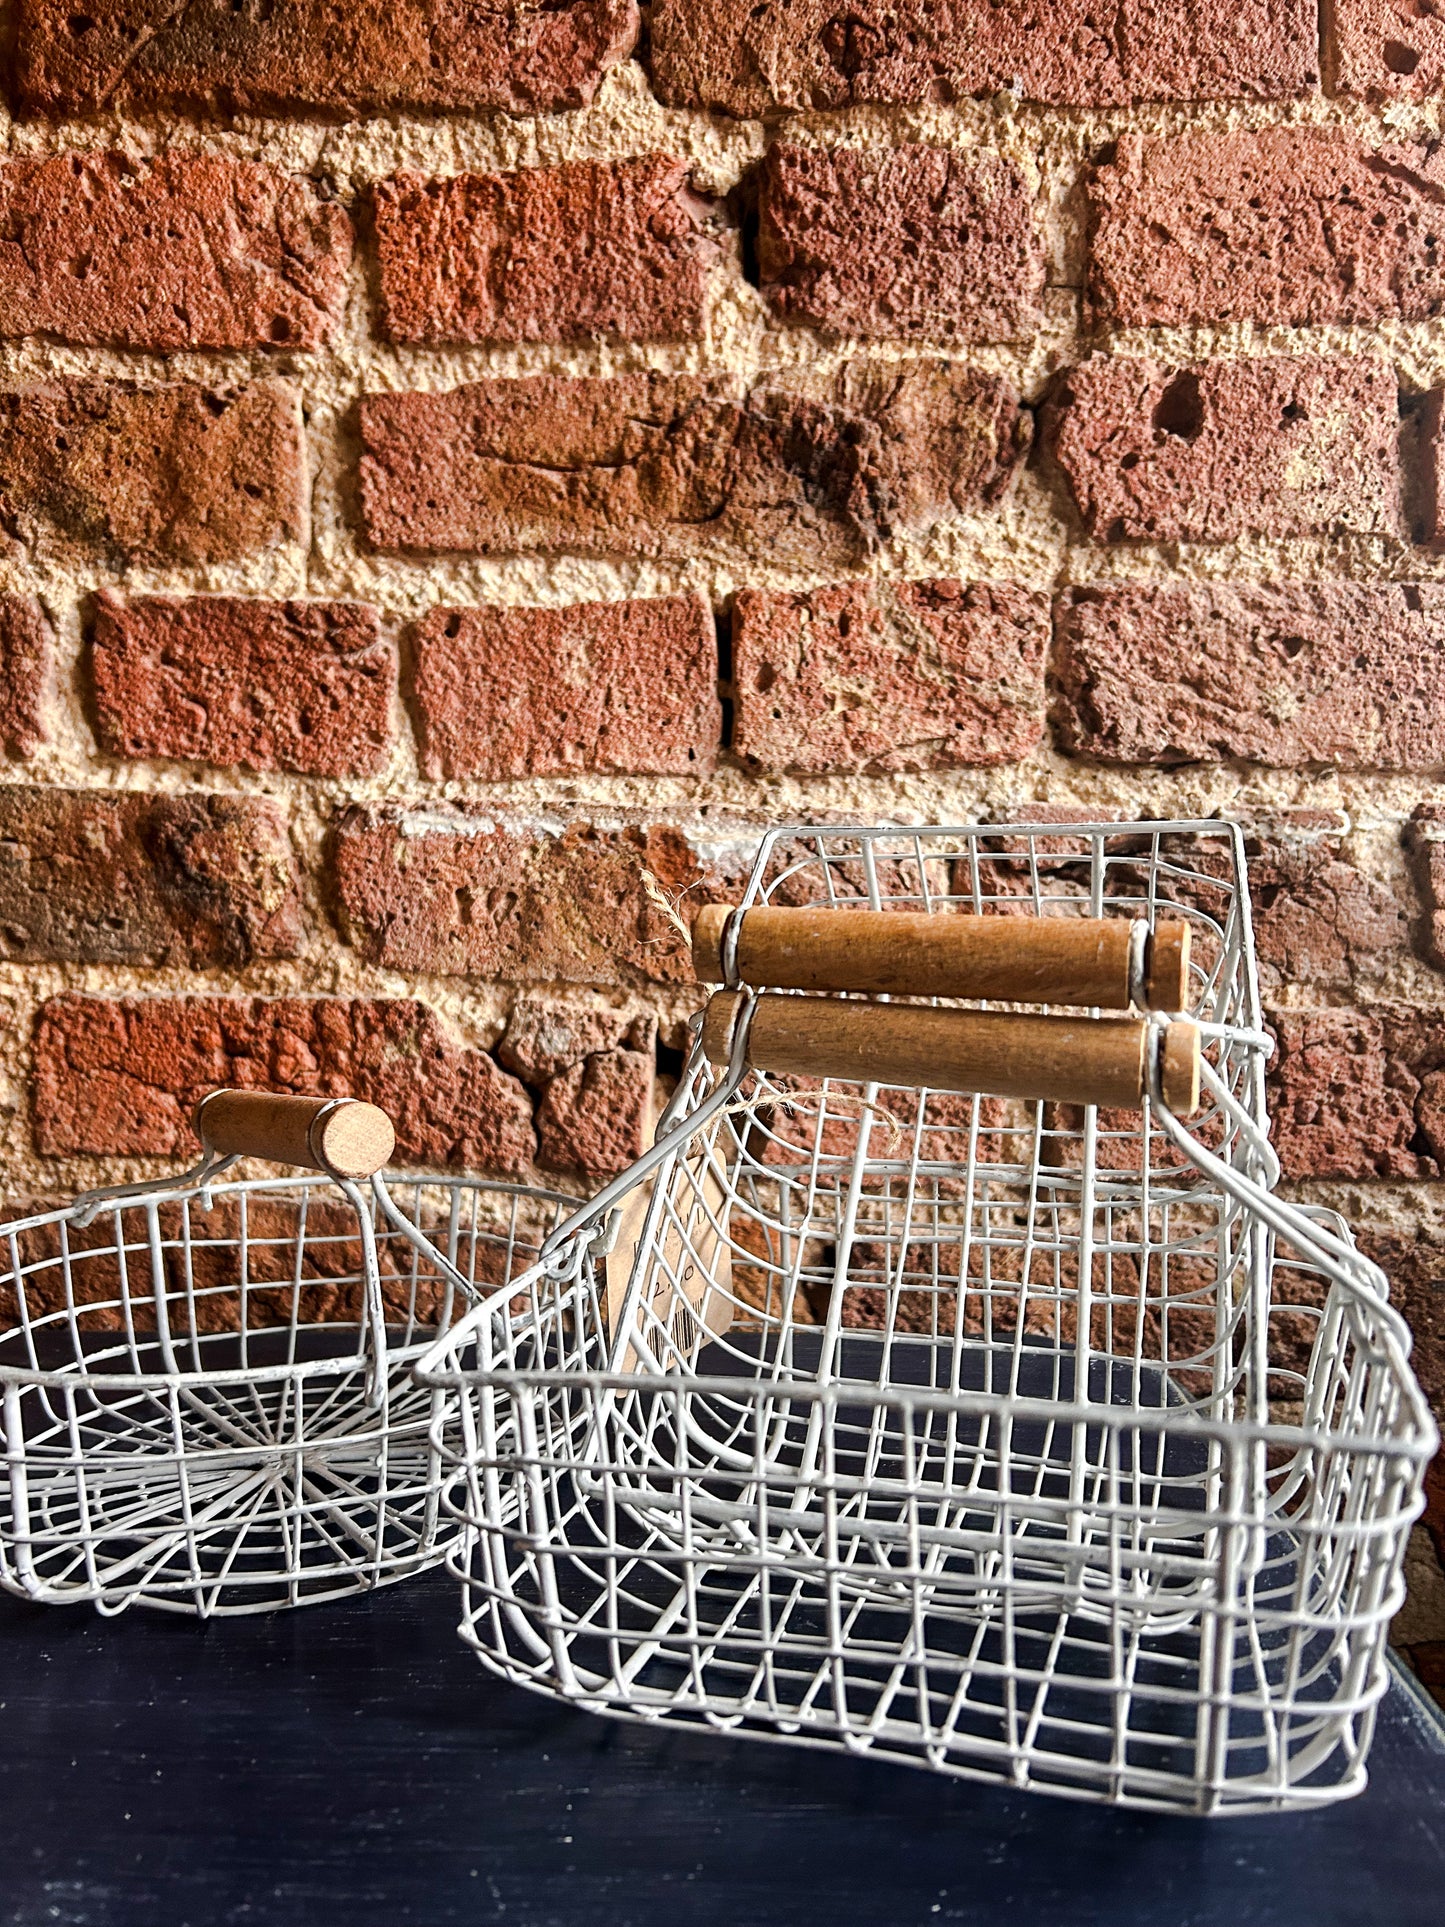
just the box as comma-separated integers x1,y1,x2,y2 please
0,1570,1441,1927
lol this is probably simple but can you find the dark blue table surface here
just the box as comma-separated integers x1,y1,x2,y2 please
0,1569,1441,1927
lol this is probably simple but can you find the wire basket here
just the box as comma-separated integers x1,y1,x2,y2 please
416,821,1438,1815
0,1089,574,1616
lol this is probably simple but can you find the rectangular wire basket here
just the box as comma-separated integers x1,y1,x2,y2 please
414,821,1435,1813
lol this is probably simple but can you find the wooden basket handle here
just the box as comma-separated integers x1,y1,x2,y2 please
700,993,1200,1115
193,1091,397,1180
693,904,1191,1012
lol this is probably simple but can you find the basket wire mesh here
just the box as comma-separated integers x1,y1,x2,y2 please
417,821,1438,1815
0,1111,574,1616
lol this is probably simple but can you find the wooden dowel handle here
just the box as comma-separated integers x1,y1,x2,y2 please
701,994,1201,1115
193,1091,397,1179
1145,920,1190,1011
692,905,1190,1012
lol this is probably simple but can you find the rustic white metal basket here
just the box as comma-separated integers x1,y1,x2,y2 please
0,1090,573,1616
417,821,1437,1815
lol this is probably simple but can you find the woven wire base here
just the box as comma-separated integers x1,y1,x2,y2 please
443,1323,1411,1814
4,1366,449,1615
0,1175,572,1615
453,1524,1379,1816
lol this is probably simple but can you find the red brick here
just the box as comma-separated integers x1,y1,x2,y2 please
89,596,393,779
646,1,1317,114
375,156,714,347
412,596,717,780
1040,813,1418,1012
1403,389,1445,550
334,824,942,994
1053,583,1445,769
14,0,639,116
770,848,956,910
1047,356,1400,543
0,152,350,350
972,809,1146,909
358,362,1026,566
0,595,52,757
731,578,1046,775
1356,1228,1445,1424
984,805,1143,836
0,789,301,967
498,997,654,1083
757,143,1042,344
1170,837,1405,1000
1088,131,1445,331
536,1046,654,1179
33,996,536,1175
1267,1006,1445,1180
332,808,747,985
0,381,304,566
1406,805,1445,973
1244,812,1411,997
499,994,659,1178
1328,1,1445,99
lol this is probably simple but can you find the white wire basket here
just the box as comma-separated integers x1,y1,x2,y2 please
0,1089,574,1616
416,821,1438,1816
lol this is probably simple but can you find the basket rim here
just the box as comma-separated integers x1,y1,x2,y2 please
0,1172,580,1391
0,1327,469,1392
742,815,1250,841
0,1170,579,1241
414,1357,1440,1464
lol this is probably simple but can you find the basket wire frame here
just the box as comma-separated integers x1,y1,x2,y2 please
0,1167,574,1616
416,822,1438,1815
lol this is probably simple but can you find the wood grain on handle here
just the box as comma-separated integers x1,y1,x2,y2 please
193,1091,397,1179
1144,921,1191,1011
700,993,1201,1115
692,905,1192,1012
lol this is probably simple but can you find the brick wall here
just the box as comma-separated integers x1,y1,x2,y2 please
0,2,1442,1663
